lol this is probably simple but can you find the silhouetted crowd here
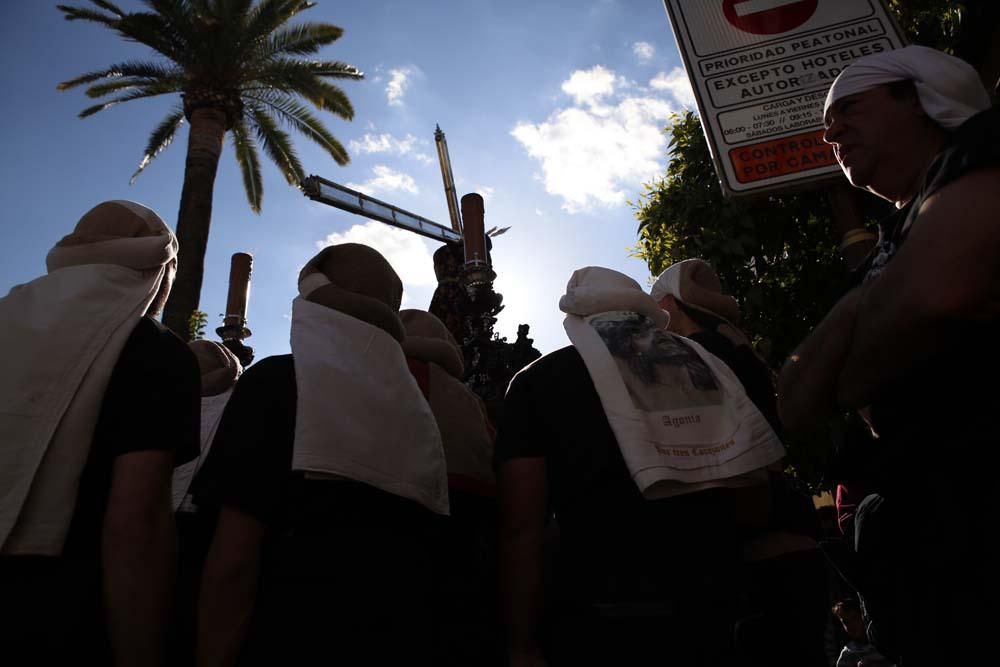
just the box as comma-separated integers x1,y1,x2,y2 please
2,45,998,667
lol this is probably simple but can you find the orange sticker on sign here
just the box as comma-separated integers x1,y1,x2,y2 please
728,129,836,183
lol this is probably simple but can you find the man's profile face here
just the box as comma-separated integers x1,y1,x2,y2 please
823,85,923,195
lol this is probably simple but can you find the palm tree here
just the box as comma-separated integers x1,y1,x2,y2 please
57,0,363,337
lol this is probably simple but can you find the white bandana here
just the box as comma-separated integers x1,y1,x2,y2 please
825,45,991,130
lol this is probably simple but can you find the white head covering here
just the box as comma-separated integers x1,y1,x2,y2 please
825,45,991,130
0,200,178,555
650,259,740,324
289,245,449,515
561,267,670,330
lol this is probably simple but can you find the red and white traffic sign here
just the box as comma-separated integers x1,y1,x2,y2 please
663,0,906,195
723,0,818,36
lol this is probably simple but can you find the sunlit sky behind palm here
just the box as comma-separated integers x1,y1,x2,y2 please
0,1,696,359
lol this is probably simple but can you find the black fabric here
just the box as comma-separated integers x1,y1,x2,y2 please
850,110,1000,663
733,549,831,667
192,355,298,526
1,316,200,664
191,354,441,665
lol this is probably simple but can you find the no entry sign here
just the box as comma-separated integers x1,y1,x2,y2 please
663,0,906,196
723,0,818,36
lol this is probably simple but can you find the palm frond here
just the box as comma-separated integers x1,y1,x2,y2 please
116,12,191,64
246,92,349,164
305,61,364,80
57,4,119,26
231,116,264,212
84,73,184,99
244,0,314,48
247,103,305,185
248,60,356,118
58,60,181,91
139,0,191,24
188,0,214,17
88,0,126,16
78,87,177,117
216,0,254,21
130,106,185,183
261,22,343,56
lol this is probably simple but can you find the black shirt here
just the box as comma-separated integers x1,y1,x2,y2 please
64,316,200,558
192,355,298,526
495,346,764,605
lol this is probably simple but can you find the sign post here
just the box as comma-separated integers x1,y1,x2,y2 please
663,0,906,196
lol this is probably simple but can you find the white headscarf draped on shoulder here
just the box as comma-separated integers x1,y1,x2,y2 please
825,45,991,130
560,267,784,499
289,244,449,515
0,200,177,555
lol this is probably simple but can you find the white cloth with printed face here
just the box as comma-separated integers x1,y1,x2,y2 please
561,267,785,499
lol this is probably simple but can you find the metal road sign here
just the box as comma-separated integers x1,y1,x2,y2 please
663,0,906,196
301,176,462,244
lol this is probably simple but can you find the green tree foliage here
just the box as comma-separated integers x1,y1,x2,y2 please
188,309,209,340
634,111,852,367
888,0,964,53
58,0,363,337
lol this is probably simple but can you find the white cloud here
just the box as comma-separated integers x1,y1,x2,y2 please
560,65,620,106
633,41,655,64
535,208,544,216
650,67,696,108
346,165,419,197
349,133,433,163
476,186,495,204
316,221,437,303
386,66,418,107
512,66,677,213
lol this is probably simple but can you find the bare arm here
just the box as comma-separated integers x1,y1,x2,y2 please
838,169,1000,408
103,449,176,667
777,288,862,434
498,457,549,667
197,506,266,667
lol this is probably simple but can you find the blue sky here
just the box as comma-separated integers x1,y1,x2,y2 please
0,1,696,359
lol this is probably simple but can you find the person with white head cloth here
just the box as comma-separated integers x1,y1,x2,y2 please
497,266,788,665
169,340,243,666
193,243,448,667
651,258,782,434
0,201,201,665
778,45,1000,664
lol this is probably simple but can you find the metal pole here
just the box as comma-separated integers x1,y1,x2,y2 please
435,125,463,234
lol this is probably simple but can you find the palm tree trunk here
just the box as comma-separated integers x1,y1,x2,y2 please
162,106,227,338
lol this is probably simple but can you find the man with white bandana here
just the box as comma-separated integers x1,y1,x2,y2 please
194,244,448,667
0,201,201,665
497,267,786,665
778,45,999,663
